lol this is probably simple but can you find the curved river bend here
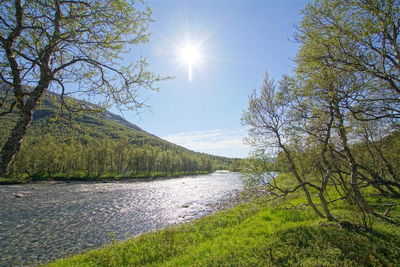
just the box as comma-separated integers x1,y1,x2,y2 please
0,172,242,266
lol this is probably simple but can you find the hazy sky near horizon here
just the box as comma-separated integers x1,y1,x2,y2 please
113,0,310,158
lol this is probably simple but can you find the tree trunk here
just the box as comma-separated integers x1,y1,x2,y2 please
318,104,335,221
276,133,325,218
0,81,47,176
290,163,325,218
332,101,373,215
0,97,39,175
319,179,335,221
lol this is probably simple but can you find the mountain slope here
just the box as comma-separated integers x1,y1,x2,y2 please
0,91,236,180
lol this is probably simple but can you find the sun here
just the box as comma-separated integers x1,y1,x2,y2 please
180,45,200,66
161,30,212,83
179,43,202,82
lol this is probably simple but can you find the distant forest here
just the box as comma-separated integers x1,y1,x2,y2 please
0,92,238,180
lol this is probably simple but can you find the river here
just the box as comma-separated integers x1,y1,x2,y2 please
0,171,243,266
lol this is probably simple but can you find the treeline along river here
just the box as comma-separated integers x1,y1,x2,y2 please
0,172,242,266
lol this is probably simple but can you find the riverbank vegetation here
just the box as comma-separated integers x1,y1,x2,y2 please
45,173,400,266
241,0,400,228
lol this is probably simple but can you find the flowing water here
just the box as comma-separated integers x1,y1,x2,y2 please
0,172,243,266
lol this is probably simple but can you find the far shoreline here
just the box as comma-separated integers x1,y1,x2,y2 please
0,170,236,185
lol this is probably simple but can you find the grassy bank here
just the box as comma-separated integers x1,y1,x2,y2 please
45,178,400,266
0,171,213,185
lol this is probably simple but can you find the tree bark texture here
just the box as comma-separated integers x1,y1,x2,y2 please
0,87,46,176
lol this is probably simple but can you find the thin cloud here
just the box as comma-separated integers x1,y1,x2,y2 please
162,129,250,158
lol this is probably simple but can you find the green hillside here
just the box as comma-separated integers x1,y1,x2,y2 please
0,91,236,182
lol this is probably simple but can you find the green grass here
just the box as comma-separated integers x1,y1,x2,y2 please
44,186,400,267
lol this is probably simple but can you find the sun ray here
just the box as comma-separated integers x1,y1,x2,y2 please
188,64,192,82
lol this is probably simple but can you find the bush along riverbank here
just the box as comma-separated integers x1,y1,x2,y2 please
45,176,400,266
0,171,214,185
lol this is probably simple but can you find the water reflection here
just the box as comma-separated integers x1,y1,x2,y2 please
0,172,242,266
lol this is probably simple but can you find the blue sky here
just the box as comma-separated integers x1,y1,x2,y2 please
114,0,310,158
